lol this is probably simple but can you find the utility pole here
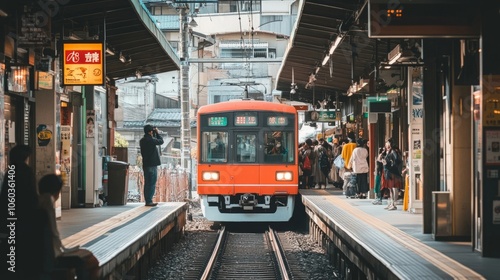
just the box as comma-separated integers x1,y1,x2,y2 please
180,6,191,174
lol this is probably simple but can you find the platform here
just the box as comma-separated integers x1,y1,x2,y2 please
300,188,499,279
58,202,187,279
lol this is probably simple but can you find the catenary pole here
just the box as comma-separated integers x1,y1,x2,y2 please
180,6,191,175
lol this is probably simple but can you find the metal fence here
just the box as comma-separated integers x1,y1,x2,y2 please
128,165,189,203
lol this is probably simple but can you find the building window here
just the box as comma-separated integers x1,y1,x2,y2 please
150,6,174,15
218,1,261,13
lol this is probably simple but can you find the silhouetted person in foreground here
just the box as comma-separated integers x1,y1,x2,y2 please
0,144,44,279
38,174,99,280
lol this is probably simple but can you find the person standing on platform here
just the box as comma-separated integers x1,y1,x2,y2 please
382,138,403,210
330,138,342,188
372,147,386,205
299,139,314,188
140,124,164,207
341,131,357,194
315,140,331,189
309,139,318,188
348,138,369,198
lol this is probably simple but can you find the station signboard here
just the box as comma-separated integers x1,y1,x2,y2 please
62,41,104,86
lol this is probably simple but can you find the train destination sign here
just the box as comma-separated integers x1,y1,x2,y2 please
208,116,227,126
267,116,288,126
235,114,257,126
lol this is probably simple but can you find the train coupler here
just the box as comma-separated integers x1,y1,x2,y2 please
239,193,257,210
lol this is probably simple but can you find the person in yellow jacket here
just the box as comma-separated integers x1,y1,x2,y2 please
341,131,357,194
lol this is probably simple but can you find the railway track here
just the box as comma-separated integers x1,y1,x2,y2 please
183,226,294,280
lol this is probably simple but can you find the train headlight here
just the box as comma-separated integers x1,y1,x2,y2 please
276,171,293,181
202,171,219,181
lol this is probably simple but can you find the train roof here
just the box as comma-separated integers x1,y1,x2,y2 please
197,99,297,114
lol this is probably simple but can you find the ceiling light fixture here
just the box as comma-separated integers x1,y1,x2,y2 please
68,32,81,40
189,18,198,27
358,78,369,89
106,47,115,56
347,82,357,96
135,69,142,78
388,44,416,65
321,54,330,66
388,45,402,65
290,83,297,95
119,52,126,63
308,73,316,84
329,35,343,55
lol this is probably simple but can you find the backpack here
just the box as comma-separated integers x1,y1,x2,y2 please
319,150,331,170
394,151,403,175
334,155,345,169
387,150,403,176
302,152,311,170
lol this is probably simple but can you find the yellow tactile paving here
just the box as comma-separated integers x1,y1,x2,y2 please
317,191,485,279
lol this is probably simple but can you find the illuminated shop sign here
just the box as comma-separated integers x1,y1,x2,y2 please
62,42,104,86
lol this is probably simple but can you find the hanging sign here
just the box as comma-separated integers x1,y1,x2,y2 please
62,41,104,86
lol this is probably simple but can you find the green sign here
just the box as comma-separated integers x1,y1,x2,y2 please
310,111,337,122
208,117,227,126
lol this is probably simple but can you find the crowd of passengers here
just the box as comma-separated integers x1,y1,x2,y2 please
298,131,407,211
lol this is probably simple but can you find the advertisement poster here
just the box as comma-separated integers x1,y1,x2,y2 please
494,200,500,224
87,110,95,138
485,130,500,164
408,67,424,210
62,42,104,86
36,124,53,147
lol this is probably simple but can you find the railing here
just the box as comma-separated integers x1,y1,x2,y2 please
128,165,189,203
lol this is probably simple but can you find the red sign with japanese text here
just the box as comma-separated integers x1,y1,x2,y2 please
62,42,104,86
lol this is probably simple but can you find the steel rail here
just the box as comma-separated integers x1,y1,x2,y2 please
200,226,226,280
267,226,291,280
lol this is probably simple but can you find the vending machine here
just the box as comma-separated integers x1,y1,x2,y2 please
60,125,72,209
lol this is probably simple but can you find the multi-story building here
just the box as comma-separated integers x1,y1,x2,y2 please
142,0,298,111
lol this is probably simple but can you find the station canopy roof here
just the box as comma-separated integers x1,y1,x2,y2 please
1,0,180,82
276,0,392,105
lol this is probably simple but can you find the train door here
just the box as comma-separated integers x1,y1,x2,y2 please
234,133,260,193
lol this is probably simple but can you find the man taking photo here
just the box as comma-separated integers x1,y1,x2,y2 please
140,125,164,206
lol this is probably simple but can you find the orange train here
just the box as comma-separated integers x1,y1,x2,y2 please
196,99,299,222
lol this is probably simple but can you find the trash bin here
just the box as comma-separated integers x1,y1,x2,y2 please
432,191,451,240
107,161,130,205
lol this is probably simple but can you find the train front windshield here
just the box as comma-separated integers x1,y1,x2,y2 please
199,112,296,164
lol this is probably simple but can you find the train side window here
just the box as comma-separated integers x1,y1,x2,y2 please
202,132,228,163
236,134,256,163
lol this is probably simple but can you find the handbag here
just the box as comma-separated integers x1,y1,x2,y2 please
334,155,345,169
